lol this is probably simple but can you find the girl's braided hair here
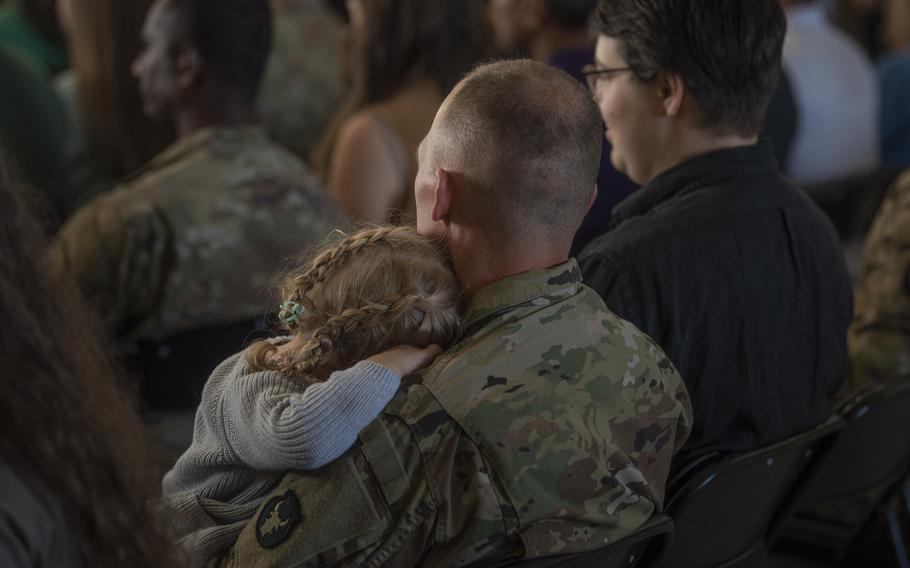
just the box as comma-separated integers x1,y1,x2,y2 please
247,226,462,375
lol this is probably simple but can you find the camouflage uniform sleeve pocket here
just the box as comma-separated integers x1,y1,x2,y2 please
221,451,393,567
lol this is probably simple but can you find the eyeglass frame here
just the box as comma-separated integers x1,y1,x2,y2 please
581,64,634,93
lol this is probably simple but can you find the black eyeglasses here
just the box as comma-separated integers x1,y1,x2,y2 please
581,64,633,92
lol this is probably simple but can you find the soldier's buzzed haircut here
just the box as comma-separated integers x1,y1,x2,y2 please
441,60,603,239
164,0,272,102
593,0,786,137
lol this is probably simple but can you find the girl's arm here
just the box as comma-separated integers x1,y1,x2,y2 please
225,345,441,471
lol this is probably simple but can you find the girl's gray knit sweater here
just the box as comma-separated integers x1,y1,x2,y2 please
160,349,399,566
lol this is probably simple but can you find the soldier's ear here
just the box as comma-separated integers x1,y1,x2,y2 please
431,168,453,223
174,42,203,92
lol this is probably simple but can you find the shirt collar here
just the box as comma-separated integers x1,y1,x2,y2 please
611,140,778,225
148,125,268,170
463,260,583,329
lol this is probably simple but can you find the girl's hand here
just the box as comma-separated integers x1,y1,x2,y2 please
367,344,443,378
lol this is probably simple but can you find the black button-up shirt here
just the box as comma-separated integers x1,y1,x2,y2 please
578,141,853,469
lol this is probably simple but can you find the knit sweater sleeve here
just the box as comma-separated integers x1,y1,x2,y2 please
223,361,400,472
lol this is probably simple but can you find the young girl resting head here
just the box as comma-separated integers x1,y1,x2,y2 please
160,226,462,566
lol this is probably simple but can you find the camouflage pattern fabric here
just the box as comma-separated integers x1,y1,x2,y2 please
216,260,692,567
257,0,346,159
847,170,910,394
53,126,344,343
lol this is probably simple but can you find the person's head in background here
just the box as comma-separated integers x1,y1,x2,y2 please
0,155,180,566
344,0,489,108
57,0,174,180
414,59,602,296
131,0,272,137
589,0,787,185
488,0,597,61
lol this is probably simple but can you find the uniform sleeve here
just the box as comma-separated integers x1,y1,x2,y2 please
848,175,910,391
224,361,401,471
50,197,173,337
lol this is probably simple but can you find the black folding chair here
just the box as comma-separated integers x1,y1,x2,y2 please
772,378,910,567
503,514,673,568
658,419,844,568
136,317,268,410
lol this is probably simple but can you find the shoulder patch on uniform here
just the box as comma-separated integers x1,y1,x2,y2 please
255,490,302,549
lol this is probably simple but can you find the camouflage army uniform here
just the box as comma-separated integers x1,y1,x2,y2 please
53,126,343,343
216,261,692,567
847,171,910,394
257,0,346,158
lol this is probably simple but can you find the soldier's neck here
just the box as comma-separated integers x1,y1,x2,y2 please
174,91,258,139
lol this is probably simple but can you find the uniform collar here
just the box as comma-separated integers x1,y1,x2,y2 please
147,125,269,170
463,260,583,329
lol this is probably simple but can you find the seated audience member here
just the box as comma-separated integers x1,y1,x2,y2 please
0,0,66,73
315,0,490,225
779,0,880,184
256,0,346,159
218,60,692,567
55,0,174,217
847,172,910,393
488,0,637,255
0,157,180,566
876,0,910,167
578,0,852,469
0,41,69,226
162,226,460,566
53,0,341,349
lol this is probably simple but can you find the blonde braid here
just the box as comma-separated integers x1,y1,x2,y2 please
291,226,413,297
288,293,431,375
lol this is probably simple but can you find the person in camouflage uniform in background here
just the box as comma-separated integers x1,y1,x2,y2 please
53,0,343,344
217,60,692,567
257,0,346,159
847,171,910,394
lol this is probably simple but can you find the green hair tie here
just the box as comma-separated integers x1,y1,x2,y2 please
278,300,307,328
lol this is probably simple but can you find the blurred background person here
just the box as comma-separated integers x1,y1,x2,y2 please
488,0,637,255
877,0,910,167
0,155,181,567
257,0,346,160
53,0,341,363
0,40,68,227
775,0,881,185
55,0,175,218
847,170,910,396
0,0,66,73
314,0,491,225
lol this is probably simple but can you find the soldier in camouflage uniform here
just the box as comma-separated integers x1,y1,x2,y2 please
53,0,343,344
847,171,910,394
217,60,692,567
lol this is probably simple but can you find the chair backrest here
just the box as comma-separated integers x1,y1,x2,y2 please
136,317,268,410
507,514,674,568
790,378,910,505
659,419,844,568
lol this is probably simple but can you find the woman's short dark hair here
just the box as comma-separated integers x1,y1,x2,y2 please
593,0,787,137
